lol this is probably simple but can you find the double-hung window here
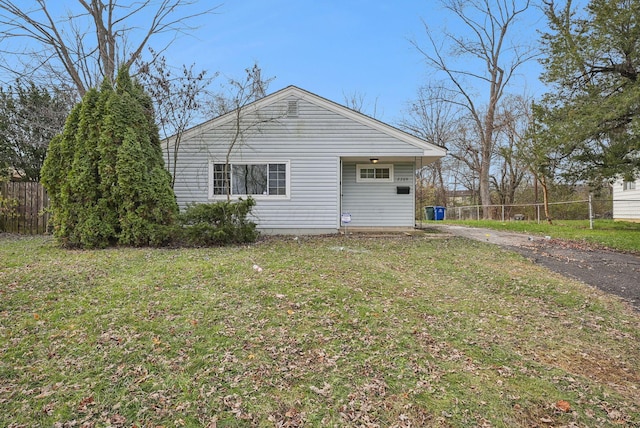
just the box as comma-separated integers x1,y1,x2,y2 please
623,180,637,191
211,162,289,198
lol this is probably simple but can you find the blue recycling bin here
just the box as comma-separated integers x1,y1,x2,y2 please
434,206,446,221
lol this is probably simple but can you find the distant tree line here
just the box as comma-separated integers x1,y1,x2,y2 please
404,0,638,222
0,82,74,181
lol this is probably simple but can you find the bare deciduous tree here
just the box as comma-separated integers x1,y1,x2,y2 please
0,0,218,95
412,0,535,218
490,94,530,213
400,84,459,207
208,64,277,200
449,116,484,196
342,90,380,118
137,48,214,188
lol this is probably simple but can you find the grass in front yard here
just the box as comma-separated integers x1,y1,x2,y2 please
1,234,639,427
442,219,640,253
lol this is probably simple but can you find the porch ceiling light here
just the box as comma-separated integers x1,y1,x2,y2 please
370,158,379,164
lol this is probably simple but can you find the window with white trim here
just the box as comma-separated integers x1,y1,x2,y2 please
623,180,637,191
211,162,289,197
356,164,394,182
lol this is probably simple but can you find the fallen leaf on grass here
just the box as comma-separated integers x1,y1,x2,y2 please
110,414,127,426
606,408,625,421
78,396,95,412
309,382,332,397
285,408,298,418
268,406,305,427
35,389,55,399
35,382,63,399
42,401,55,415
555,400,571,412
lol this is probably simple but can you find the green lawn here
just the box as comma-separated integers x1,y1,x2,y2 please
1,234,639,427
438,219,640,253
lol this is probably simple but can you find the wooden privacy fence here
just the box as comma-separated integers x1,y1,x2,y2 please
0,181,50,234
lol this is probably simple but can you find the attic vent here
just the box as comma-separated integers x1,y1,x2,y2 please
287,100,299,117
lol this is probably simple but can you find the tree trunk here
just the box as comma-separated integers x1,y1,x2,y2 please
539,174,553,224
480,61,504,219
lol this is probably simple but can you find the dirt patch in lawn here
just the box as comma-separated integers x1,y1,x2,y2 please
429,224,640,311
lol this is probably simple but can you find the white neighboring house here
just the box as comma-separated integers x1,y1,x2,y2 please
165,86,447,234
613,178,640,222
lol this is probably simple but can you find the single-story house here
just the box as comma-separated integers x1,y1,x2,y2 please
167,85,447,234
612,179,640,222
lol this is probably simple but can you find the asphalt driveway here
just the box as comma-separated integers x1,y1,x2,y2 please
429,224,640,311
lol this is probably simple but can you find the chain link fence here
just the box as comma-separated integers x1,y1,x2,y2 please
445,198,632,222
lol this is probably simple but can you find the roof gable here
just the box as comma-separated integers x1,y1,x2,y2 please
173,85,446,156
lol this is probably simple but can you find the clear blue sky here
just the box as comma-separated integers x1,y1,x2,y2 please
168,0,547,123
0,1,548,124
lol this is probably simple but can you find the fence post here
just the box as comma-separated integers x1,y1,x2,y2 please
588,194,593,230
501,205,505,222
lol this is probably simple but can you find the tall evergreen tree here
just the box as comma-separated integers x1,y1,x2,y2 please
539,0,640,184
41,67,177,248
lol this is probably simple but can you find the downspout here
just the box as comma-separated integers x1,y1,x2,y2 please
416,156,422,229
338,157,343,231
